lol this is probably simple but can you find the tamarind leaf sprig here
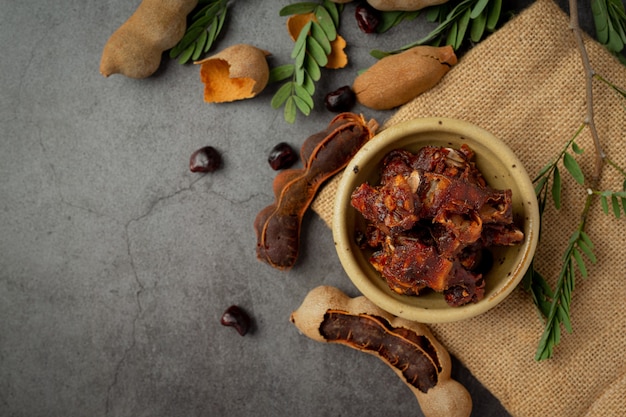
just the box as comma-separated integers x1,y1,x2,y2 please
170,0,229,64
523,120,626,360
270,0,341,124
371,0,503,59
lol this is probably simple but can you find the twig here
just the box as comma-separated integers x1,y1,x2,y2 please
568,0,605,183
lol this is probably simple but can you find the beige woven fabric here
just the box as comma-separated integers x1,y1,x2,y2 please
312,1,626,415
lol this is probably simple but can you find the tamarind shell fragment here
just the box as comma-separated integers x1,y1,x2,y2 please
254,113,378,270
290,285,472,417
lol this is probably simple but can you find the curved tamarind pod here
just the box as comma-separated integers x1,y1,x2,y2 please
100,0,198,78
290,285,472,417
254,113,378,270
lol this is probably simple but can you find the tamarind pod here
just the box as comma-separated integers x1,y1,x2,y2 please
353,45,457,110
100,0,198,78
290,285,472,417
254,113,378,270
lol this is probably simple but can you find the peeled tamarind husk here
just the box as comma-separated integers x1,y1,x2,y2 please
290,285,472,417
195,44,270,103
352,45,457,110
366,0,450,11
286,13,348,69
100,0,198,78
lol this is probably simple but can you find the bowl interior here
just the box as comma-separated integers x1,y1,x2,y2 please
332,118,539,323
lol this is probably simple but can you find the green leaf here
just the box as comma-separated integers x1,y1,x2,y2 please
192,29,208,61
377,11,420,33
293,83,314,109
291,20,311,59
600,194,609,214
446,20,458,48
592,0,610,44
206,17,220,53
370,49,392,59
311,21,332,55
558,304,573,333
177,44,196,65
292,95,311,115
612,194,621,217
571,141,584,154
302,72,315,95
315,5,337,41
307,36,329,67
455,8,471,50
305,55,321,81
426,6,441,22
279,2,318,16
323,0,340,27
470,0,490,19
606,17,625,52
577,238,597,264
486,0,502,31
573,249,588,278
271,82,294,109
295,64,305,85
295,43,307,69
269,64,295,83
563,152,585,184
552,166,562,209
284,96,297,124
470,9,487,43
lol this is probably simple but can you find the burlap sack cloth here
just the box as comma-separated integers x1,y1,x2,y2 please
312,0,626,415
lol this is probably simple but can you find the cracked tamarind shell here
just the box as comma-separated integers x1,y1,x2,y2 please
195,44,270,103
352,45,457,110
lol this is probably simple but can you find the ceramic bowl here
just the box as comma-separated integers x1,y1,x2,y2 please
332,117,539,323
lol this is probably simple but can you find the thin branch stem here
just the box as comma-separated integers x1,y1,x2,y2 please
569,0,605,183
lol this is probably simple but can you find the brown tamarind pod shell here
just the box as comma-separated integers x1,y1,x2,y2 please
254,113,378,270
290,285,472,417
352,45,457,110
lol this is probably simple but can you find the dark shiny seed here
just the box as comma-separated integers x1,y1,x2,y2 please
355,3,380,34
190,146,222,173
324,86,356,113
220,305,251,336
268,142,298,171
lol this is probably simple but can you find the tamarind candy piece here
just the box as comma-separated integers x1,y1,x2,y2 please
290,285,472,417
254,113,378,270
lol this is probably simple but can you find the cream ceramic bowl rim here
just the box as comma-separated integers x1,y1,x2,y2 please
332,117,539,323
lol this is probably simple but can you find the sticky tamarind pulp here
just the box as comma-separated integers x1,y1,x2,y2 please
320,311,440,393
290,285,472,417
254,113,378,270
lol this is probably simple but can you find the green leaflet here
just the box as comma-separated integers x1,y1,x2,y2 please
279,2,318,16
563,152,585,185
551,166,562,209
269,64,295,83
170,0,229,64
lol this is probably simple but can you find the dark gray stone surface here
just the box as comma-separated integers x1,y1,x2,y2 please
0,1,597,416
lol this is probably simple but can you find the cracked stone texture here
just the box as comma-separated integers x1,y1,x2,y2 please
1,1,593,416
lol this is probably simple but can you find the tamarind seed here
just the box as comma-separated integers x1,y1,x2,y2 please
220,305,251,336
268,142,298,171
355,3,380,34
324,86,356,113
190,146,222,173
